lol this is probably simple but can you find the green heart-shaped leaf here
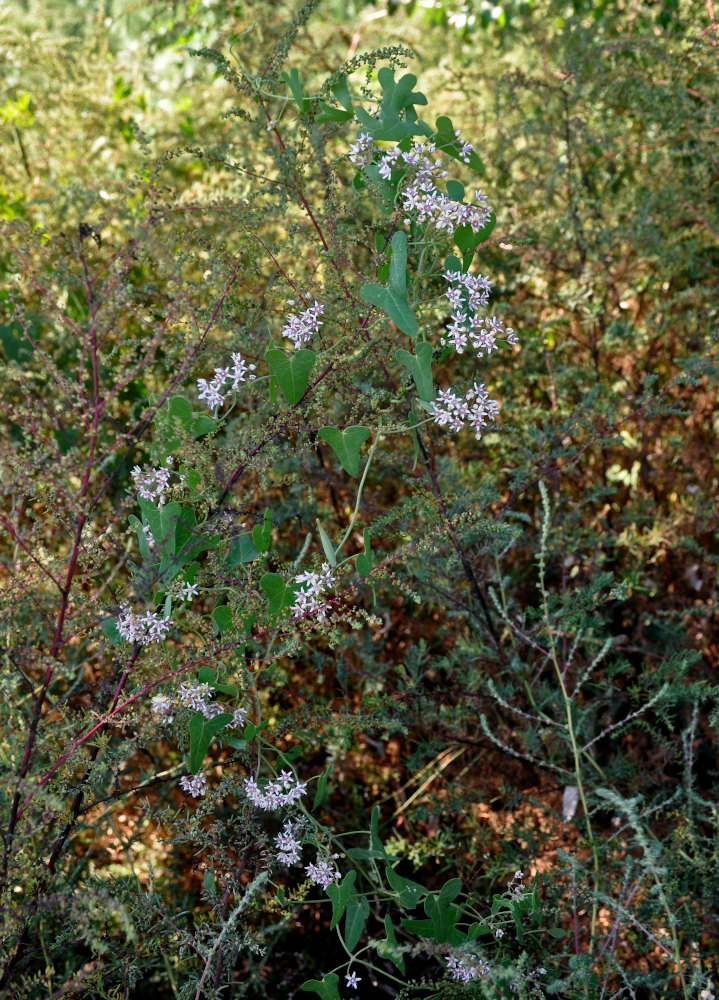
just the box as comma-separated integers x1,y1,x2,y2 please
301,974,340,1000
395,341,434,402
318,426,370,477
265,348,316,405
260,573,297,615
227,534,259,567
211,605,233,634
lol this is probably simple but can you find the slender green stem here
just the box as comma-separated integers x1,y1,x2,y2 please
333,435,379,560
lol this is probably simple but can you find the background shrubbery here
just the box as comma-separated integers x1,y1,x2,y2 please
1,1,717,997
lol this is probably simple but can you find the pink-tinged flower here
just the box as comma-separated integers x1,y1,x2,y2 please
291,562,335,621
116,606,173,645
347,131,376,166
446,952,490,982
275,820,302,865
230,706,248,728
304,856,340,890
179,773,208,797
197,353,257,409
178,682,213,712
345,971,362,988
281,300,324,349
150,694,175,723
242,773,308,811
131,457,174,507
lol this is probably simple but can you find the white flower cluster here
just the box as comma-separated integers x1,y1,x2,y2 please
281,299,324,349
131,456,175,508
197,351,257,408
116,606,173,645
243,771,308,811
291,562,335,621
179,773,208,798
349,133,490,236
446,953,490,983
347,131,376,166
152,686,247,728
304,855,340,890
273,821,340,890
150,693,175,723
443,270,518,358
275,819,303,866
431,383,500,440
178,681,214,713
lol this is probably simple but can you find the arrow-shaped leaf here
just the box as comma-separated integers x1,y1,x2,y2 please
376,914,406,974
318,426,370,477
316,103,354,122
315,518,336,567
395,341,434,402
344,894,370,951
360,284,417,338
331,75,353,111
265,348,316,405
326,870,356,930
312,764,332,810
188,711,233,773
361,233,417,337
